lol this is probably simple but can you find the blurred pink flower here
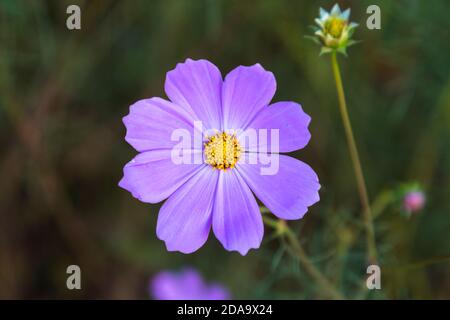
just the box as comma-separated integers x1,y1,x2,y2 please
403,191,425,213
150,268,230,300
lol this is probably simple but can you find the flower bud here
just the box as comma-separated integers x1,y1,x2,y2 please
309,4,358,55
403,191,426,214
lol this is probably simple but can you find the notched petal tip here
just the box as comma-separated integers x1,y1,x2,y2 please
158,227,211,254
118,174,142,202
236,243,261,256
221,243,261,257
168,58,221,77
118,175,130,191
230,62,271,77
163,241,199,254
225,63,277,96
219,231,263,256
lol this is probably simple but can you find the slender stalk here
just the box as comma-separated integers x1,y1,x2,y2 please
284,229,344,299
330,52,378,264
263,217,344,299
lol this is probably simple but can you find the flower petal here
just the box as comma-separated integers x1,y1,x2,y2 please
239,101,311,153
123,97,200,152
119,150,204,203
212,170,263,255
165,58,223,130
157,167,219,253
222,64,276,130
237,155,320,220
331,3,341,15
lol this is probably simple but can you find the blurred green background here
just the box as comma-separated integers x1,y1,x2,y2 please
0,0,449,299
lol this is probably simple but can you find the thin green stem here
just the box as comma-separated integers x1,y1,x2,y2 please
330,52,378,264
263,217,344,299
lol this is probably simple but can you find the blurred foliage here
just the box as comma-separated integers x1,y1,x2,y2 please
0,0,449,299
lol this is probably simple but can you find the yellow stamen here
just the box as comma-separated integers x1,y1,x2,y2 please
325,17,346,38
204,132,241,170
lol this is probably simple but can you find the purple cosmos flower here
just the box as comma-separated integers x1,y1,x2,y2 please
119,58,320,255
403,191,425,213
150,268,230,300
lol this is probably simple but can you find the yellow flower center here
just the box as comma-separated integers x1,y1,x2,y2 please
325,17,346,38
204,132,241,170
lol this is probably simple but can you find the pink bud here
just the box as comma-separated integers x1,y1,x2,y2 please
403,191,425,213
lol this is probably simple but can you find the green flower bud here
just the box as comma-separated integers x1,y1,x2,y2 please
308,4,358,56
